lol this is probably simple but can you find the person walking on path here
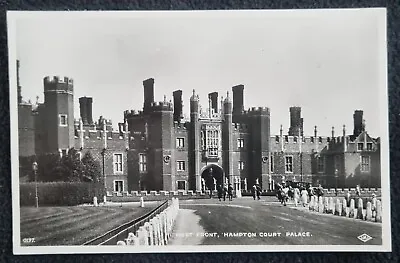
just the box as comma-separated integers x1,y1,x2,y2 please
300,187,308,207
228,184,234,201
256,184,261,200
356,185,361,197
252,184,257,200
223,185,228,201
217,185,223,201
294,187,300,207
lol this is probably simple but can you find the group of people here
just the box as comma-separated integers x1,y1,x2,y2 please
217,184,234,201
275,182,324,207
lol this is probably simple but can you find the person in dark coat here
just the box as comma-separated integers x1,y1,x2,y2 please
256,184,261,200
223,185,228,201
228,184,234,201
217,185,223,201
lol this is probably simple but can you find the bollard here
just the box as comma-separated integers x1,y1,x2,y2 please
309,196,314,211
376,200,382,222
329,197,335,214
366,202,373,221
349,199,355,218
103,195,107,204
342,199,348,217
318,196,324,213
117,240,126,245
140,197,145,208
323,197,329,213
357,198,364,220
334,199,341,216
93,196,98,207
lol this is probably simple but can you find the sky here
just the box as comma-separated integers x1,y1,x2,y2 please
14,9,386,137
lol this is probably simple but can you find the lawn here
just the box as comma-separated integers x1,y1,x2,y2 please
20,203,158,246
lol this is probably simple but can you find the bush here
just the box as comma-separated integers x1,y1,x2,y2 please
20,182,105,207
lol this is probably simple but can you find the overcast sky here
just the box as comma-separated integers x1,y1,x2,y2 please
14,9,386,137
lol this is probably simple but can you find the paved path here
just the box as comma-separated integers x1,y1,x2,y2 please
169,197,382,246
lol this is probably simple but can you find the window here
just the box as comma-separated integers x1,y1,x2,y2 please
361,156,370,173
61,149,67,157
275,136,280,143
317,156,325,173
237,138,244,148
357,143,364,151
59,114,68,126
285,156,293,173
238,161,245,171
334,155,341,174
177,161,186,171
293,137,298,143
177,180,186,190
176,137,185,148
114,180,123,192
285,136,289,143
139,153,147,172
201,125,220,158
367,143,373,151
270,155,274,173
113,153,123,173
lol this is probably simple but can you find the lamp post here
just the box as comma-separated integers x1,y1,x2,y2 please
32,161,39,208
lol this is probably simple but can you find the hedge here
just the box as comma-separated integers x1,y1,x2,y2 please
20,182,105,207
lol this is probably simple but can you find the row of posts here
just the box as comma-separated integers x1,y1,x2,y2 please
116,198,180,246
308,196,382,222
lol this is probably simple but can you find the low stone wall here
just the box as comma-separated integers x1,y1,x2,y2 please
106,190,237,202
308,196,382,223
116,198,180,246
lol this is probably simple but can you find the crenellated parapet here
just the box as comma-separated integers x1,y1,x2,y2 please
232,123,249,133
246,106,270,116
173,121,189,130
150,101,173,112
43,76,74,94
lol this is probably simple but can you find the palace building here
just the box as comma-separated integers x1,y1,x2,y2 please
17,60,381,192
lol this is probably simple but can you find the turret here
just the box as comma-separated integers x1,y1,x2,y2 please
189,89,200,190
223,91,233,185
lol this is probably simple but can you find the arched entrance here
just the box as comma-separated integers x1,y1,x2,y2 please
200,164,224,191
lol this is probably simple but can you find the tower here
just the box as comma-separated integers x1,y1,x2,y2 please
222,92,233,184
43,76,74,153
248,107,271,189
189,89,201,190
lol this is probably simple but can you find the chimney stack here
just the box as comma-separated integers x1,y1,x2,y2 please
143,78,155,113
79,97,93,126
173,90,183,123
353,110,364,137
288,107,302,136
232,85,244,122
208,92,219,114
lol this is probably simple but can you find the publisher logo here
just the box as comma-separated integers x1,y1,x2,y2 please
357,234,373,243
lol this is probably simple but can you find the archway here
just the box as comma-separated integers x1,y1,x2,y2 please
200,164,224,191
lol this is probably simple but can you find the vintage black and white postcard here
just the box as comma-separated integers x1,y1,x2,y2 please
8,9,390,254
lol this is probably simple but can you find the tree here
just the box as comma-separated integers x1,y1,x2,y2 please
58,148,84,182
81,151,102,183
37,152,62,182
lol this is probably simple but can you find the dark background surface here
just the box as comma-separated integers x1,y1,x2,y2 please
0,0,398,262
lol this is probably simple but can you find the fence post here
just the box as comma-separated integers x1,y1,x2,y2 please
342,198,348,217
349,199,355,218
323,197,329,213
140,197,145,208
376,200,382,222
366,201,373,221
144,222,153,246
318,196,324,213
334,199,341,216
93,196,98,207
103,195,107,204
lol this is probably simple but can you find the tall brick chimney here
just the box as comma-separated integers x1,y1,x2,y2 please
232,84,244,122
173,90,183,123
79,97,93,126
353,110,364,137
288,107,302,136
208,92,219,114
143,78,155,113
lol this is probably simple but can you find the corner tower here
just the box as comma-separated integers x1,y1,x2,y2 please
189,90,201,190
43,76,74,153
222,92,233,184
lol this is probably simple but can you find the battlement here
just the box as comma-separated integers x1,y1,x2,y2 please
173,121,189,129
246,107,270,115
75,129,128,140
232,123,249,132
150,101,173,112
271,134,351,145
43,76,74,93
124,109,145,119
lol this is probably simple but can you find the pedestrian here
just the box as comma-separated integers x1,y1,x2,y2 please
356,185,361,197
281,186,289,206
223,185,228,201
256,184,261,200
294,187,300,207
228,184,234,201
217,185,223,201
252,184,257,200
300,187,308,207
345,190,351,205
